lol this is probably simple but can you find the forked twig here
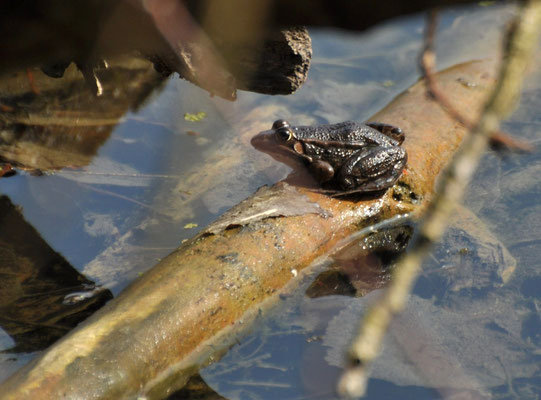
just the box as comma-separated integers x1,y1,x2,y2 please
421,9,534,152
338,1,541,397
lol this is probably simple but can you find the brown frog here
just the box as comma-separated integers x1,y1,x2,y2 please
251,120,407,195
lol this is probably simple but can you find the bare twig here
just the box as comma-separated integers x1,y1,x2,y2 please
421,9,534,152
420,9,471,128
338,1,541,397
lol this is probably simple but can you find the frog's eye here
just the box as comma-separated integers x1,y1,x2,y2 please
272,119,290,131
276,127,293,142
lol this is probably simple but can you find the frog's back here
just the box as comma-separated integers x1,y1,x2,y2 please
294,121,373,144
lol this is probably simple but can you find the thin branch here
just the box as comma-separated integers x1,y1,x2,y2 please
421,9,534,152
337,1,541,397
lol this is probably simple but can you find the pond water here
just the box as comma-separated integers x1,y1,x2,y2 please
1,3,540,399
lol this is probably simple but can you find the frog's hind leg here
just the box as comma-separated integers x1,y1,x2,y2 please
337,146,407,193
366,122,405,144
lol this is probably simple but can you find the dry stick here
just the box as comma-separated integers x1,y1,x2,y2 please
337,1,541,398
421,9,534,152
421,9,472,128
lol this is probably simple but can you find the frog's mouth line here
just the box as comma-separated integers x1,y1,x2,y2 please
251,130,311,169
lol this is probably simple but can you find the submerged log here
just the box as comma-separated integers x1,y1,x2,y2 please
0,59,498,399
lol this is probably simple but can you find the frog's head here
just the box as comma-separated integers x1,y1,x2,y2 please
251,119,310,168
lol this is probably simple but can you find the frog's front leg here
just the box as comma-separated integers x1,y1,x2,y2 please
337,146,407,192
366,122,405,144
308,159,335,183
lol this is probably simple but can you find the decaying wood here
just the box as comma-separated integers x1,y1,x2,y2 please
225,27,312,95
0,59,498,400
147,26,311,99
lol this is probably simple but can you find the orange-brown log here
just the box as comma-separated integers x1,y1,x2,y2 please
0,59,497,400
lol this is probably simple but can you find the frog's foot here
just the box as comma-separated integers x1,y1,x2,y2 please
366,122,405,144
308,160,335,184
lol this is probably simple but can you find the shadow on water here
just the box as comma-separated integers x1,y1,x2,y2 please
0,195,113,380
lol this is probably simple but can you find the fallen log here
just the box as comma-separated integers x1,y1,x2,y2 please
0,59,498,400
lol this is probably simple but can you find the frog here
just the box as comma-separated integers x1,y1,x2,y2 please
251,119,408,195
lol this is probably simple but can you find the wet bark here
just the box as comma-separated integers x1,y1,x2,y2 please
0,59,498,400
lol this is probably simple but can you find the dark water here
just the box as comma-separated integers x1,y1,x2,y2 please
1,3,540,399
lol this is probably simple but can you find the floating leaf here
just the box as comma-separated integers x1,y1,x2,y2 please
184,112,207,122
382,80,395,88
184,222,198,229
